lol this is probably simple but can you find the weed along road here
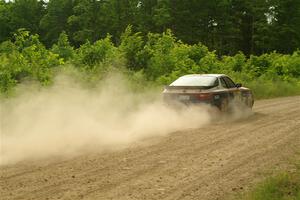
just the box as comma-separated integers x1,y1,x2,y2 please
1,96,300,200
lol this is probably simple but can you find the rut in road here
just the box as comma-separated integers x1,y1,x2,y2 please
0,96,300,200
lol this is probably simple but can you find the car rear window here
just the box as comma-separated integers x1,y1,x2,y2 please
170,76,218,87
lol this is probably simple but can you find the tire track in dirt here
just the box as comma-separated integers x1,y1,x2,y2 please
162,113,300,200
92,101,295,199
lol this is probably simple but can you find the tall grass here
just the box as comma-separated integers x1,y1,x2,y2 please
245,80,300,99
244,174,300,200
238,162,300,200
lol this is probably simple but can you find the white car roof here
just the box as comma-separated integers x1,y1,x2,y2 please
182,74,227,78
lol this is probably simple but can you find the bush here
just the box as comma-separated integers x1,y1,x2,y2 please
0,29,299,98
74,35,117,67
119,25,145,71
51,31,74,61
0,30,62,93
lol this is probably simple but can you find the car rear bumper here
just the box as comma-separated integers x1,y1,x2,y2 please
163,95,216,107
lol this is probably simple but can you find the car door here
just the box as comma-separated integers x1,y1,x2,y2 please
221,76,241,102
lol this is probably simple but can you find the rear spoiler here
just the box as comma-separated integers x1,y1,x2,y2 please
164,85,214,90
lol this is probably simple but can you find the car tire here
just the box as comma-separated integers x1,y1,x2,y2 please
219,98,229,112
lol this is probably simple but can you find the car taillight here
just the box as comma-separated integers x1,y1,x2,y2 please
197,93,213,100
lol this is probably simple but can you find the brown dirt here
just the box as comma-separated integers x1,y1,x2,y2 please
1,96,300,200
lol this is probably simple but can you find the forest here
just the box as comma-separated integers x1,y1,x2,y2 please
0,0,300,98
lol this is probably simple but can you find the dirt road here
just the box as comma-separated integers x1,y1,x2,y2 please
1,96,300,200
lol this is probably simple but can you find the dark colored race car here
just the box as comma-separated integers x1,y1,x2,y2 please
163,74,254,112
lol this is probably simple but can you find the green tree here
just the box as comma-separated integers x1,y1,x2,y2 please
39,0,74,46
108,0,140,43
153,0,172,32
67,0,113,44
135,0,158,33
8,0,45,35
0,0,12,42
269,0,300,53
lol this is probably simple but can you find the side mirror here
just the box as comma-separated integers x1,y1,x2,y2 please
236,83,242,88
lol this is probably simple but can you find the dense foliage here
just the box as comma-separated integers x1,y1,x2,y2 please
1,28,299,98
1,0,300,55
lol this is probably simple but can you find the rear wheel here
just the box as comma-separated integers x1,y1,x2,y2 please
244,96,254,109
219,98,229,112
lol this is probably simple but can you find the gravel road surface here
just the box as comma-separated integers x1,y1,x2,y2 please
1,96,300,200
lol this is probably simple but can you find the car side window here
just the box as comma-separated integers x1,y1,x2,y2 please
213,78,219,87
220,77,228,88
223,77,236,88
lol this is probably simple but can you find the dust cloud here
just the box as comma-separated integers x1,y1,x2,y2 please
0,73,212,165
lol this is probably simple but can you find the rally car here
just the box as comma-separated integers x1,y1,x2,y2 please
163,74,254,112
